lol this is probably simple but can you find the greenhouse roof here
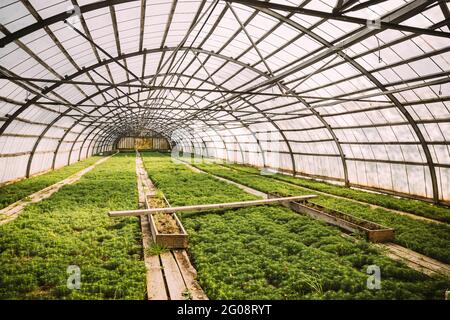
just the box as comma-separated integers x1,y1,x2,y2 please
0,0,449,203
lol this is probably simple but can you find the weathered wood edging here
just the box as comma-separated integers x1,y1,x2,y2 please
135,151,207,300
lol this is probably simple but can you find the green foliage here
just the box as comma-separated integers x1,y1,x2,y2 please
223,163,450,223
141,153,257,206
182,288,193,300
0,156,102,209
195,161,450,264
0,154,146,299
145,243,168,256
142,153,449,300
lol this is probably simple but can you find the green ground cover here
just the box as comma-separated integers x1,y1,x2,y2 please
222,163,450,223
0,156,103,210
142,153,449,300
193,162,450,264
0,153,146,299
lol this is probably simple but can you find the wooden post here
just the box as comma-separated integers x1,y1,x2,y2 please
109,195,317,217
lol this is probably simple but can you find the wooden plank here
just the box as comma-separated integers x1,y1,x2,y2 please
178,159,203,173
173,250,208,300
160,252,187,300
386,243,450,271
136,151,207,300
146,253,169,300
382,250,437,277
272,195,394,243
136,154,169,300
109,195,317,217
141,215,169,300
380,243,450,277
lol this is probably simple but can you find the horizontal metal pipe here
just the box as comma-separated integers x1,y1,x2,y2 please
109,195,317,216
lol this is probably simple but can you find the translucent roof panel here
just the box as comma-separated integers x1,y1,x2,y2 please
0,0,449,204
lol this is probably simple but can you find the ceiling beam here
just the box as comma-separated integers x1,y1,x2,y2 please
333,0,358,13
0,0,142,48
223,0,450,39
340,0,389,14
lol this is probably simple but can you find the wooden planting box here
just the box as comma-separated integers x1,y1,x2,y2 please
145,195,188,249
267,192,395,243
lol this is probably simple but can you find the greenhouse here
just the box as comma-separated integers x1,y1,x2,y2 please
0,0,449,303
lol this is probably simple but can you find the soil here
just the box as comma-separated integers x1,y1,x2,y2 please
149,196,167,208
154,213,183,234
148,196,183,234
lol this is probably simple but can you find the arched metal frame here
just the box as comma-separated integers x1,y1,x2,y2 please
0,0,449,203
49,70,269,168
5,47,280,176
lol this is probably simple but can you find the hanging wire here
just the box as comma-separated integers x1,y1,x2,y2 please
375,36,383,63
